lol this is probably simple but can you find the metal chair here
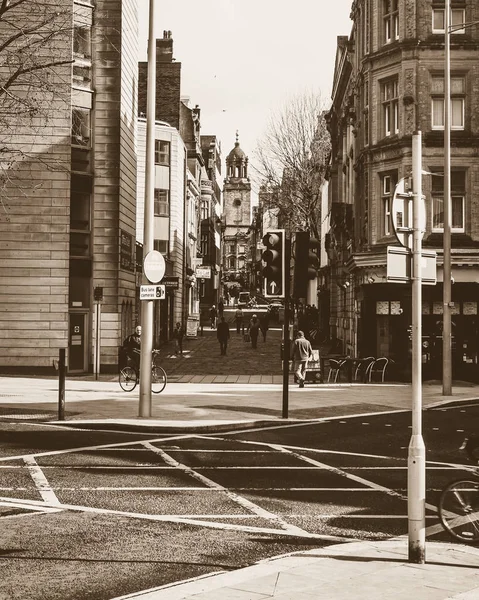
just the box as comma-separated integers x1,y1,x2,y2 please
354,357,375,382
368,357,389,382
327,358,346,383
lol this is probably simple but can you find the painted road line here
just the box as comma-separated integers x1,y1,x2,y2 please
0,495,354,542
142,441,309,538
23,456,61,505
0,433,196,463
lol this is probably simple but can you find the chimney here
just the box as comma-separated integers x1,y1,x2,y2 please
157,31,173,63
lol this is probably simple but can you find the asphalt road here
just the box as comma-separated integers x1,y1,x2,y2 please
1,402,479,600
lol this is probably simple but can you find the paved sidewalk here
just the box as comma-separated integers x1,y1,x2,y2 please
114,539,479,600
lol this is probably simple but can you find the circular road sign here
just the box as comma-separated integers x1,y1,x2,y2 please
143,250,166,284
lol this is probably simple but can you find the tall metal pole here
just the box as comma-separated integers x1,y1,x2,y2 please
443,0,452,395
408,131,426,564
139,0,156,418
282,238,291,419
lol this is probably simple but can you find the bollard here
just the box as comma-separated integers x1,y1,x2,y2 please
58,348,65,421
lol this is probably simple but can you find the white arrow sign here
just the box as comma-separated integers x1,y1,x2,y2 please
269,281,277,294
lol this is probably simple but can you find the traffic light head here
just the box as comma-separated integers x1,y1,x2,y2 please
261,229,285,297
293,231,320,298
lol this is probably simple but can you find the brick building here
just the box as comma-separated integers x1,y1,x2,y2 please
0,0,138,373
325,0,479,380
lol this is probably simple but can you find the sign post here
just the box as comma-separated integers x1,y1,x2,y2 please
408,131,426,564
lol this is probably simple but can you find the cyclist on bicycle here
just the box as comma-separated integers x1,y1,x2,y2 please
122,325,141,372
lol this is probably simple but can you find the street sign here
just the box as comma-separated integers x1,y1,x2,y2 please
196,266,211,279
162,276,179,289
391,178,426,250
386,246,437,285
143,251,165,283
140,284,166,300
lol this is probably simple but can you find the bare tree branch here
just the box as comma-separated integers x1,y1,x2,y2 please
253,91,331,240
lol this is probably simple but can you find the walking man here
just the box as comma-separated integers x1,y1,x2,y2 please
209,304,217,329
291,330,313,388
217,316,230,355
235,306,244,334
260,311,270,342
248,314,260,349
173,322,184,356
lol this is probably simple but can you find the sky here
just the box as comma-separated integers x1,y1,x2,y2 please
138,0,353,196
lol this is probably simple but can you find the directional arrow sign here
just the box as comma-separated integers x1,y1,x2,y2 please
269,281,278,294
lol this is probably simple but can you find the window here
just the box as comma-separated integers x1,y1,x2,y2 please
432,170,465,232
228,243,236,254
432,8,465,34
364,80,369,146
154,140,170,166
228,256,236,269
154,189,169,216
431,75,465,130
383,0,399,44
73,24,91,58
380,172,397,237
200,199,209,221
154,239,168,254
71,108,90,147
381,78,399,137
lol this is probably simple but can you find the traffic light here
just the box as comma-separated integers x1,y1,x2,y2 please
261,229,285,297
293,231,320,298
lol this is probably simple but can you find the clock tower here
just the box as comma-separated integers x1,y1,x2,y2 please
222,133,251,289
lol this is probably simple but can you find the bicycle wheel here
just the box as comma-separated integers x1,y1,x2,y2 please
438,479,479,543
151,365,167,394
119,366,138,392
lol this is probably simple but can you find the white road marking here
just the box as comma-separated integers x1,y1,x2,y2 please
0,496,353,542
23,456,60,505
142,441,309,538
0,433,196,462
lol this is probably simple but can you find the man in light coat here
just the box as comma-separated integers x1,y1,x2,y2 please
291,330,313,388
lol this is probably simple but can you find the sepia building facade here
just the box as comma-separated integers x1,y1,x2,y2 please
325,0,479,380
0,0,138,373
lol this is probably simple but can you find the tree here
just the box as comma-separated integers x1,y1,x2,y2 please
253,92,331,241
0,0,74,219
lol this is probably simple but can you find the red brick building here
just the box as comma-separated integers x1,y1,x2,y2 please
324,0,479,380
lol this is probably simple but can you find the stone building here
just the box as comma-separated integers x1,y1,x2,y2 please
199,135,222,310
0,0,138,373
222,135,252,295
325,0,479,380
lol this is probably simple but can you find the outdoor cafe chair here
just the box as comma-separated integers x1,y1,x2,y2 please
368,357,389,382
354,356,375,382
327,358,347,383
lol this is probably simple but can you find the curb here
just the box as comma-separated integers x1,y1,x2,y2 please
45,418,306,434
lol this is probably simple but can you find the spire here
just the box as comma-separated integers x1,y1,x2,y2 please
235,130,239,144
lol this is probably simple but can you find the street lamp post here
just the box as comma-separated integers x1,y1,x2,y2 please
443,0,452,396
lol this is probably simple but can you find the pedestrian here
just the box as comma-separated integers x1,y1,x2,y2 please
248,314,260,349
173,321,184,356
235,306,244,334
224,289,230,306
291,330,313,388
216,316,230,355
122,325,141,372
259,311,270,342
209,304,217,329
218,298,224,319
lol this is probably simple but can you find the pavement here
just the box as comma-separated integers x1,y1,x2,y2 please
2,310,479,598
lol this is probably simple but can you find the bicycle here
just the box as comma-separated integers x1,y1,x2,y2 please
119,349,167,394
437,435,479,543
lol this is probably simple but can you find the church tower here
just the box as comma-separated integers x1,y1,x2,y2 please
222,133,252,287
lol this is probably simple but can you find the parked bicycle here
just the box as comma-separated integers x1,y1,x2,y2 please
119,349,167,394
437,435,479,543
